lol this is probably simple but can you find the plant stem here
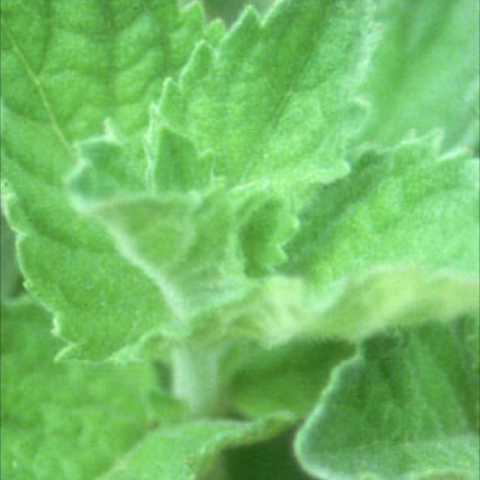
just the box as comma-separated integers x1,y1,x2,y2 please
172,344,223,417
173,345,230,478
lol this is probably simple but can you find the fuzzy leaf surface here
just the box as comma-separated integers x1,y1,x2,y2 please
0,299,158,480
69,133,299,341
158,0,376,191
0,0,214,361
279,136,480,343
100,414,294,480
72,134,480,347
230,340,353,419
362,0,480,151
1,298,292,480
295,319,480,480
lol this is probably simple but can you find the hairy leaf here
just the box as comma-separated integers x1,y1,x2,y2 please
295,319,480,480
68,0,376,348
230,340,353,419
0,0,216,361
0,299,158,480
157,0,376,192
277,136,480,343
362,0,480,151
1,298,292,480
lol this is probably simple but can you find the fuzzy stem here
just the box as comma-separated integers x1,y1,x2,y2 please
172,344,223,418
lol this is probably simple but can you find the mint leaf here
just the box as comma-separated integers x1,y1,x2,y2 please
100,414,293,480
0,0,214,361
1,297,292,480
288,136,479,280
1,299,159,480
71,131,479,349
69,133,303,346
68,0,376,348
230,340,353,420
158,0,375,191
279,135,479,343
362,0,479,151
295,319,480,480
70,134,250,328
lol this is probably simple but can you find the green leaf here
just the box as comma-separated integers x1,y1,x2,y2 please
1,213,21,299
1,297,292,480
157,0,376,192
0,298,160,480
99,413,294,480
71,134,479,348
361,0,479,151
288,136,479,280
67,0,377,349
69,129,302,345
0,0,215,361
277,135,479,343
146,127,300,277
295,319,480,480
230,340,353,420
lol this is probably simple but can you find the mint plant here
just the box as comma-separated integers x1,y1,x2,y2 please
1,0,479,479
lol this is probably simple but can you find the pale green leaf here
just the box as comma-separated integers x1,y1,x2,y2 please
0,0,215,361
71,134,480,348
157,0,376,192
146,127,300,276
69,132,301,342
361,0,479,151
69,133,247,329
274,135,480,344
0,298,160,480
287,136,479,280
295,319,480,480
100,413,294,480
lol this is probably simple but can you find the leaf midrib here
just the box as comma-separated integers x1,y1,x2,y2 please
1,18,74,158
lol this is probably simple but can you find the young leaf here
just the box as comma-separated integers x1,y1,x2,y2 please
295,319,480,480
71,134,479,348
1,299,159,480
278,135,479,343
288,136,479,280
361,0,480,151
0,0,216,361
69,134,250,327
157,0,376,192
